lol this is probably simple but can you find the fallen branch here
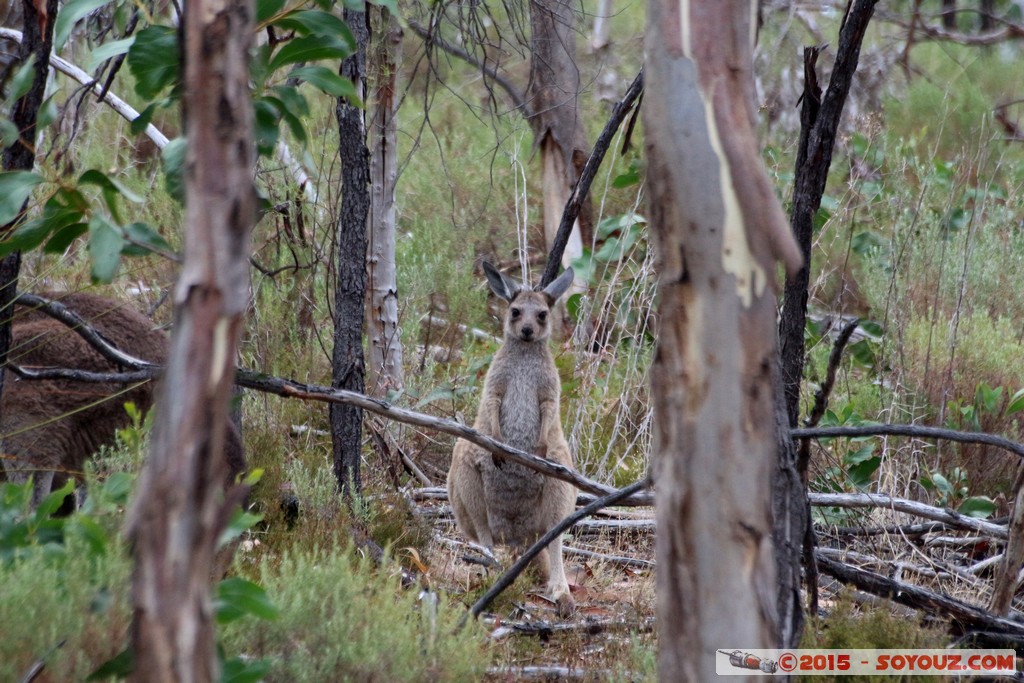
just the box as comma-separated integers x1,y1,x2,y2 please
485,666,613,681
827,520,961,537
468,478,651,620
563,545,654,570
793,423,1024,460
486,616,655,639
809,492,1007,539
815,553,1024,636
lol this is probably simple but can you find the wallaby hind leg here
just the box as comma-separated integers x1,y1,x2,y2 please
538,538,574,617
448,446,494,548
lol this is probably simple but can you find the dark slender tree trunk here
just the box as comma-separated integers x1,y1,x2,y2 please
778,2,879,445
774,0,879,650
0,0,59,431
942,0,957,29
127,0,256,676
979,0,995,30
331,8,370,496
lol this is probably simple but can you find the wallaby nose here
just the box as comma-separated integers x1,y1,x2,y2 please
521,326,534,340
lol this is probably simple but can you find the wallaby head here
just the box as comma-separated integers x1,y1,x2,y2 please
482,262,574,344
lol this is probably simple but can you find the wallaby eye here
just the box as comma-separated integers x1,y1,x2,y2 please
538,311,547,324
510,308,521,319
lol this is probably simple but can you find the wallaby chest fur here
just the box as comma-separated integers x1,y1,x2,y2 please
0,292,245,505
447,263,577,616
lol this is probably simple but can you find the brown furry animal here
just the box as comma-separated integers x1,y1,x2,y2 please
0,292,245,506
447,263,577,616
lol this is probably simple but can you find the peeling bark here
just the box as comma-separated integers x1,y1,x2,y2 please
644,2,798,679
527,0,592,268
365,5,404,396
127,0,256,677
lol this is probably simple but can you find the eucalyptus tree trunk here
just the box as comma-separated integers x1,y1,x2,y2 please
643,1,803,679
0,0,58,429
127,0,256,677
527,0,592,272
332,8,369,495
364,5,404,396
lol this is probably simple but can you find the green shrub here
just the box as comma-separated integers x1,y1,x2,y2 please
220,543,489,682
801,597,947,683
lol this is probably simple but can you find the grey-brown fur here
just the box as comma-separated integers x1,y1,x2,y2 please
0,292,245,506
447,263,577,616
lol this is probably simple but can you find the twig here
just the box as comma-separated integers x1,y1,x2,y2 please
0,27,169,149
541,69,644,287
14,293,156,369
563,545,654,570
468,478,650,619
806,318,861,428
827,520,957,537
485,666,614,681
486,616,655,639
809,492,1007,539
793,423,1024,460
570,518,656,534
407,19,528,114
816,553,1024,636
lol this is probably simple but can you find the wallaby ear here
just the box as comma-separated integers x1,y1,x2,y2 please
543,267,575,303
482,261,519,302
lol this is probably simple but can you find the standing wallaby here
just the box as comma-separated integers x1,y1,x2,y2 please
0,292,246,506
447,263,577,616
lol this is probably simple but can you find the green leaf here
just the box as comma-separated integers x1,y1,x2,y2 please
215,577,279,624
100,472,135,505
87,36,136,71
1005,388,1024,416
847,456,880,489
80,169,143,224
929,472,953,497
35,479,75,518
254,99,281,157
161,137,187,203
74,515,109,556
0,171,44,226
36,95,58,128
127,26,180,100
267,35,354,72
122,222,172,256
217,509,264,550
5,55,37,104
414,384,457,408
222,657,273,683
87,647,133,680
88,216,125,283
256,0,288,23
273,9,353,40
289,65,361,102
130,102,158,136
565,292,585,324
55,0,113,51
43,223,89,253
959,496,996,519
0,118,18,149
612,168,639,188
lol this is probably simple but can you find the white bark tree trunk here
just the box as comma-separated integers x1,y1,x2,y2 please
643,1,803,680
365,5,404,396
